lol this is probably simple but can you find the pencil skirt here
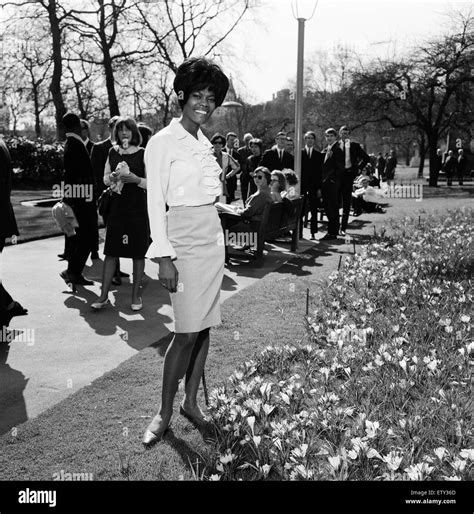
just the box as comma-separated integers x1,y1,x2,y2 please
167,204,224,333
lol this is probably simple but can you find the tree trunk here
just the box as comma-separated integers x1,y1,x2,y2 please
428,133,439,187
46,0,66,140
102,47,119,117
32,83,42,138
417,138,426,178
75,82,86,119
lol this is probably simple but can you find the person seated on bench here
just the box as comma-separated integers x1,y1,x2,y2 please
352,169,387,215
221,166,273,233
282,169,299,199
270,170,287,202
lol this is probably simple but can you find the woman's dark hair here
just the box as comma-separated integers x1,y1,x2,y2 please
113,116,142,147
283,170,298,186
249,138,263,152
254,166,271,185
137,123,153,148
174,57,229,109
271,170,287,193
210,132,226,145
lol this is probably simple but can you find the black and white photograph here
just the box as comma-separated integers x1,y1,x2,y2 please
0,0,472,513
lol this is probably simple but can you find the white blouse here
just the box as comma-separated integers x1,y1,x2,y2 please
145,118,222,260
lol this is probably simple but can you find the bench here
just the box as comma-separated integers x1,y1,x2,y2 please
222,196,304,264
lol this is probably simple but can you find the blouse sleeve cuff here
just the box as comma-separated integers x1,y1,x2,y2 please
145,240,177,261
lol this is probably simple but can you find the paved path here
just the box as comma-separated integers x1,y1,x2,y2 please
1,187,472,435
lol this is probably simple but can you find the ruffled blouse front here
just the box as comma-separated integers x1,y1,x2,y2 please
174,120,222,198
144,117,223,259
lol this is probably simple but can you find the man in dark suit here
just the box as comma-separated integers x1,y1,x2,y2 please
321,128,344,240
237,132,254,203
0,137,28,333
338,126,370,235
261,131,294,171
457,149,467,186
59,112,97,289
443,150,456,187
300,131,323,239
79,118,99,259
90,115,118,199
80,119,94,155
223,132,241,202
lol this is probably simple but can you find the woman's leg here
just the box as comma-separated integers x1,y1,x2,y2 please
182,328,210,418
131,258,145,304
147,332,199,434
96,255,117,302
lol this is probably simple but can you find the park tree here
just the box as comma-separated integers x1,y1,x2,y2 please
65,0,153,117
350,11,474,186
2,0,70,139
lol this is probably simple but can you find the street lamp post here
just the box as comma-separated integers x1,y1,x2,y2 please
291,0,318,196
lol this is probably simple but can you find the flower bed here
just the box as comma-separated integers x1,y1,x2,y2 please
205,207,473,481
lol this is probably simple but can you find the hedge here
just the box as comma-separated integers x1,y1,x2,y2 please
6,136,64,187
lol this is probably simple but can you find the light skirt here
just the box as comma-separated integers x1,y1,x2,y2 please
167,204,224,333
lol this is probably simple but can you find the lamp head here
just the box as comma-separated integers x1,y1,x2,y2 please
291,0,318,20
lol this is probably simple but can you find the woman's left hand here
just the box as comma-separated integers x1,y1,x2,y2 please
121,172,141,184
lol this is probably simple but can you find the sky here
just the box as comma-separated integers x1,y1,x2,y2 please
225,0,472,103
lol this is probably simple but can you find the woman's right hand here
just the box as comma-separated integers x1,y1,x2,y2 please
158,258,179,293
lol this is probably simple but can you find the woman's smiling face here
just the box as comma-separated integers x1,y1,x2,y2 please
182,87,216,126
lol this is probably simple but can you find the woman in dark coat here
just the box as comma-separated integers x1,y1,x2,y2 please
0,137,28,332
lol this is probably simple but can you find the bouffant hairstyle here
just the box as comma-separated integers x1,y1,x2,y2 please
271,170,287,193
254,166,271,185
174,57,229,109
325,128,337,136
210,133,226,145
283,170,298,186
113,116,142,147
249,138,263,152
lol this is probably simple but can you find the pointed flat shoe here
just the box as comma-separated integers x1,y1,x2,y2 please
142,426,169,447
179,406,209,428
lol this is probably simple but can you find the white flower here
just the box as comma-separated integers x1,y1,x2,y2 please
434,447,447,461
383,451,403,471
320,367,330,380
367,448,382,459
219,450,236,465
280,392,291,405
459,449,474,461
460,315,470,323
247,416,256,434
262,403,275,416
209,474,221,481
451,458,466,472
399,358,407,372
253,435,262,447
365,420,380,439
328,455,341,470
404,462,433,480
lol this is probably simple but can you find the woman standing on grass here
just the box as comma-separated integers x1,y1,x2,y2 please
143,57,229,445
91,117,149,312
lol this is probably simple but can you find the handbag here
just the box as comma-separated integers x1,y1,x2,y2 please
97,187,113,219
